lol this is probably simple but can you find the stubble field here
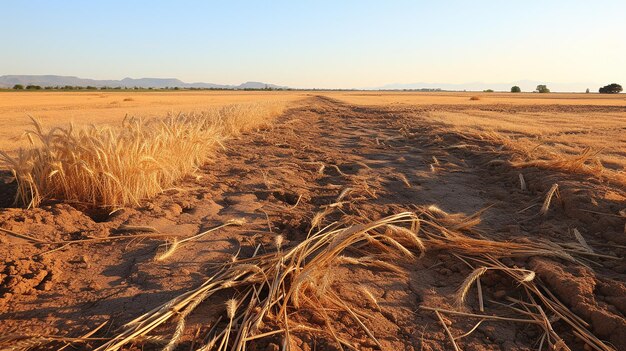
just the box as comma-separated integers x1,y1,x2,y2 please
1,91,625,351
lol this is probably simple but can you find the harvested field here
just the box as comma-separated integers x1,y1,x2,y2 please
325,91,626,107
1,93,625,351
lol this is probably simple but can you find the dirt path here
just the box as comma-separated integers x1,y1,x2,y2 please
1,97,625,350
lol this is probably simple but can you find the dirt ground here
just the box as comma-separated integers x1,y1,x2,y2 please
1,95,625,350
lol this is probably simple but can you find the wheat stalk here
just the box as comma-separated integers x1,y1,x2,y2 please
540,183,559,216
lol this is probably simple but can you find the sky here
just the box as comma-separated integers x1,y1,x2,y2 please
2,1,625,89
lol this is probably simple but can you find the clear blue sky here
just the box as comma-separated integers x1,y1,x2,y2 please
2,0,625,88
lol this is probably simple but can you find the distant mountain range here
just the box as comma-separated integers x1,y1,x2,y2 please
0,75,288,90
375,80,603,93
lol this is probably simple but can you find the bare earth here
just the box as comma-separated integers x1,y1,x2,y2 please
1,93,625,350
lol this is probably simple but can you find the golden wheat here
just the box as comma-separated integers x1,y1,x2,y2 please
0,102,285,208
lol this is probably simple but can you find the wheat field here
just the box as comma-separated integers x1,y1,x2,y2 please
0,91,306,153
1,102,285,208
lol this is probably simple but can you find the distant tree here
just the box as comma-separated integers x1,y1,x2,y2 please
586,88,590,93
85,86,97,90
44,86,54,90
483,89,494,93
13,84,24,89
511,86,521,93
598,83,622,94
25,85,42,90
535,85,550,93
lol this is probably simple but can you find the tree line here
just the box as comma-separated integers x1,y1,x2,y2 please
504,83,622,93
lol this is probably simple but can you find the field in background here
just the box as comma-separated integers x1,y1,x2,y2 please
324,91,626,106
325,91,626,185
0,91,307,153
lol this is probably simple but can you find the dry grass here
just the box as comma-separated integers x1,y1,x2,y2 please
324,91,626,107
0,102,285,208
325,91,626,188
0,91,305,153
1,206,616,350
539,183,560,215
90,212,423,351
426,109,626,187
481,132,626,187
414,208,615,351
